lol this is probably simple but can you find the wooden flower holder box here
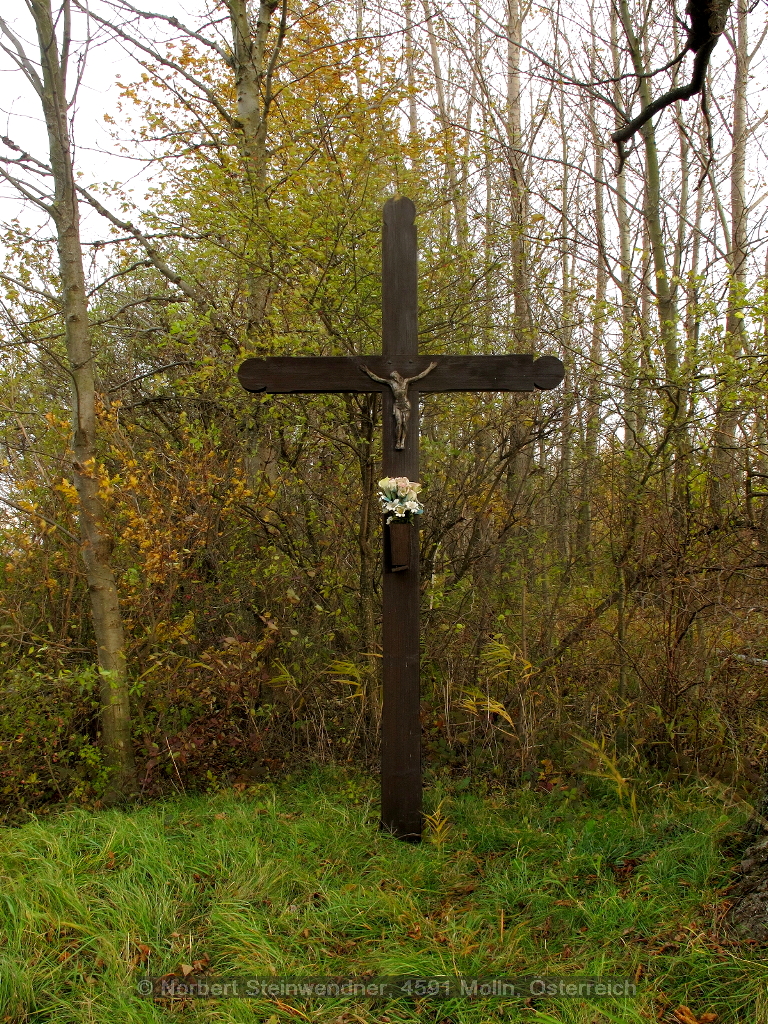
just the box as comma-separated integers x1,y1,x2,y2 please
386,520,411,572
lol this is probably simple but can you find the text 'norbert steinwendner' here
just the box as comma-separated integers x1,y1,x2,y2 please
138,975,638,1000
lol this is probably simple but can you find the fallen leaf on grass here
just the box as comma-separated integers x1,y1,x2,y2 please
673,1008,717,1024
178,954,210,977
611,858,641,881
130,943,151,967
450,882,478,896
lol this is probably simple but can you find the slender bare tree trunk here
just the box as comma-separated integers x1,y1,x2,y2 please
670,59,694,516
226,0,286,330
422,0,468,244
618,0,677,353
405,0,419,138
507,0,528,342
502,0,534,513
709,0,749,517
610,5,643,699
29,0,135,801
555,80,578,562
618,0,686,520
480,58,496,351
611,6,638,456
685,120,706,354
577,76,608,561
640,121,677,378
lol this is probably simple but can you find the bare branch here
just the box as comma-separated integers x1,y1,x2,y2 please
72,1,238,131
611,0,733,163
0,10,44,96
0,164,55,215
73,183,204,304
97,0,231,64
107,361,193,392
0,495,79,542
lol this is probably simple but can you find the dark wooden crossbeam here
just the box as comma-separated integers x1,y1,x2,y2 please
238,197,564,841
238,355,565,394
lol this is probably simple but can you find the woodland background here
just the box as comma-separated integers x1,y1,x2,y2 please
1,0,767,809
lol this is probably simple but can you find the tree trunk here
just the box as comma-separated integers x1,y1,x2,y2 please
577,73,608,562
611,5,639,456
709,0,749,518
227,0,279,188
507,0,529,343
422,0,468,244
618,0,685,515
556,88,577,563
30,0,135,801
405,0,419,138
226,0,286,330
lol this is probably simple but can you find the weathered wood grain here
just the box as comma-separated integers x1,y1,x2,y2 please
386,521,412,571
237,354,565,394
380,198,422,841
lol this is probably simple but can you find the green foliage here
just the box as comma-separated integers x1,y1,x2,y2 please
0,665,108,807
2,0,768,815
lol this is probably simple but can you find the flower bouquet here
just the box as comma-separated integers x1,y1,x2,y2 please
378,477,424,524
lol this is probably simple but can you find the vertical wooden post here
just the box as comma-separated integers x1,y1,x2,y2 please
380,197,422,840
237,196,564,843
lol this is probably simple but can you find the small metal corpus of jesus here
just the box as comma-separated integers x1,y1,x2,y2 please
361,362,438,449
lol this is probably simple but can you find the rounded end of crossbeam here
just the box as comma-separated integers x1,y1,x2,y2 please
237,360,267,393
383,195,416,226
533,355,565,390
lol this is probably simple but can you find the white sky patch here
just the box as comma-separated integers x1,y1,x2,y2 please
0,0,214,241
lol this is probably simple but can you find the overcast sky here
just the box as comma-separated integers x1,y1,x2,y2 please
0,1,207,240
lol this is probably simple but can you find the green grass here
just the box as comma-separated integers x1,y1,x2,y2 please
0,768,765,1023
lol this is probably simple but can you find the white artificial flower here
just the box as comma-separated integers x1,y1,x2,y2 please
377,477,424,522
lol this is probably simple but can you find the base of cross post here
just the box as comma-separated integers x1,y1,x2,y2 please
380,778,422,842
380,513,422,842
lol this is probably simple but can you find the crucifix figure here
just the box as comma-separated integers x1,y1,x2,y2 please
361,362,438,448
238,197,564,841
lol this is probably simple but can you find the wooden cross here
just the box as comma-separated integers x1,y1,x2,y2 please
238,197,564,841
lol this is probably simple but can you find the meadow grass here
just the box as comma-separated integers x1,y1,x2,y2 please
0,768,765,1023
